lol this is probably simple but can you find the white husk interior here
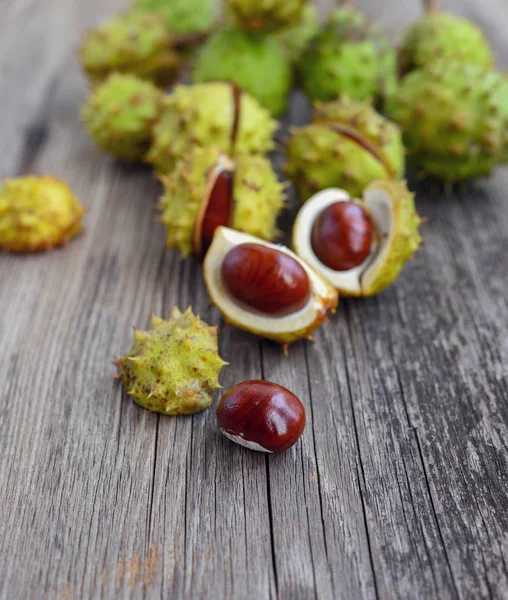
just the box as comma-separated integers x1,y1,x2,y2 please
293,187,392,295
221,429,273,453
204,228,336,336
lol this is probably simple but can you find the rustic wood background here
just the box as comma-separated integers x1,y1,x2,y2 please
1,0,507,598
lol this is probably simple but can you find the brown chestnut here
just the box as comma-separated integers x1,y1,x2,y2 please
193,160,235,258
221,243,311,317
217,380,306,452
311,201,374,271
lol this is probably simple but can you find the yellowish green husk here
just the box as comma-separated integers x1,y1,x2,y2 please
399,11,493,75
193,29,292,117
159,146,285,257
133,0,216,35
80,11,180,87
116,307,227,415
147,82,277,174
300,7,397,106
286,95,405,201
227,0,305,32
0,176,85,253
81,73,163,162
386,62,508,180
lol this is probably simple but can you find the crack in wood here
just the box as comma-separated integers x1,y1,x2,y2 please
303,342,334,598
260,341,280,599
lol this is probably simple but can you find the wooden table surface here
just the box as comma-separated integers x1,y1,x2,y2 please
1,0,507,598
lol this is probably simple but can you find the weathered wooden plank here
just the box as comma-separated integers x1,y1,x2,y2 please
259,99,376,600
0,0,508,599
385,175,508,599
0,2,164,597
148,263,278,598
0,0,125,180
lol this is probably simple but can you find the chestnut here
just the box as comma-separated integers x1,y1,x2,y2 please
217,380,306,452
193,159,235,258
220,243,311,317
311,201,374,271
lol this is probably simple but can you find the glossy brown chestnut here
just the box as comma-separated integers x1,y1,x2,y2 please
216,380,306,452
311,201,374,271
193,161,235,258
221,243,311,317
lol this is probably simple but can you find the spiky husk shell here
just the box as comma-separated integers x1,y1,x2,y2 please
386,62,508,180
193,30,292,116
286,126,386,201
147,83,277,174
80,11,180,86
286,96,405,201
116,307,226,415
134,0,215,34
276,3,320,65
399,12,493,75
228,0,305,32
159,146,285,257
313,95,405,176
362,180,421,296
82,74,163,161
0,176,85,253
300,8,397,105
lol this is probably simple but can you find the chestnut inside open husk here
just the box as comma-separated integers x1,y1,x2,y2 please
203,227,339,348
193,160,235,258
311,201,374,271
292,183,422,297
217,380,306,452
221,243,311,317
192,84,244,255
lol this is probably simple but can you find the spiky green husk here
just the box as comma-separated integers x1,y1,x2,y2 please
300,7,397,105
147,83,277,174
286,96,405,200
399,12,493,75
82,74,163,161
286,126,386,200
0,176,85,253
228,0,305,32
116,307,226,415
313,95,405,177
134,0,215,34
80,11,180,86
386,62,508,180
276,4,320,65
362,181,421,296
193,30,292,116
159,146,285,257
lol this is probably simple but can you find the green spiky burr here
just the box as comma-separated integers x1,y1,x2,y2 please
116,307,227,415
82,73,163,162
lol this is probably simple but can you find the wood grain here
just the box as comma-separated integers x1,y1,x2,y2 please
1,1,507,599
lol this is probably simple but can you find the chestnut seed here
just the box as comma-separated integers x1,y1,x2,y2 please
311,201,374,271
193,161,235,258
217,380,306,452
221,243,311,317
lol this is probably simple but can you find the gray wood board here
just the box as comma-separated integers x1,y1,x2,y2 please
0,0,507,598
